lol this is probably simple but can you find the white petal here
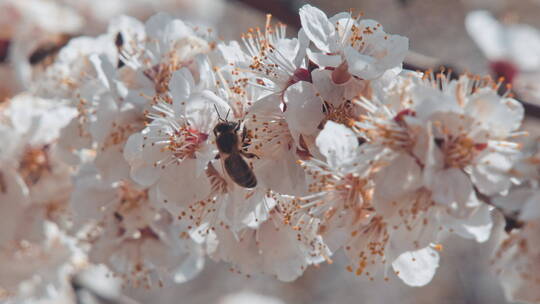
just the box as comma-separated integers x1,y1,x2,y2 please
343,26,408,80
519,192,540,221
492,187,534,213
89,94,118,143
145,13,192,48
299,5,336,53
430,168,473,207
254,154,307,196
374,153,422,217
311,69,345,106
70,169,117,228
283,81,324,135
240,191,276,229
0,169,30,245
471,152,513,196
392,247,439,287
173,253,205,284
306,48,342,68
465,90,524,136
343,46,375,78
170,68,195,112
195,54,216,89
378,34,409,69
294,30,310,68
275,38,301,68
94,146,130,183
258,220,306,281
316,121,358,168
9,95,77,144
156,160,211,207
217,40,247,64
124,133,160,186
441,203,494,242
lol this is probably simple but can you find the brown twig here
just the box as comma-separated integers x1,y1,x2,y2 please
232,0,301,28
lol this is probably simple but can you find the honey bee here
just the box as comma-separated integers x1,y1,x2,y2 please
213,109,257,189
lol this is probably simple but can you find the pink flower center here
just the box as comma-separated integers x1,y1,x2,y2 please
167,127,208,161
286,68,312,89
393,109,416,124
490,60,518,85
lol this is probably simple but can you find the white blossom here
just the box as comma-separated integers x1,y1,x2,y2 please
299,4,408,80
2,4,539,302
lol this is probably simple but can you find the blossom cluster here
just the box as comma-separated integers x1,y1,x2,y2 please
1,4,539,304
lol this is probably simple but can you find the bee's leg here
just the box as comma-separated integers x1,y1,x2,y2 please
241,151,259,159
241,125,248,142
214,153,221,160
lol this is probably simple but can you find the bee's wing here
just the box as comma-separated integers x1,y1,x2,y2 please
216,153,231,183
224,153,257,189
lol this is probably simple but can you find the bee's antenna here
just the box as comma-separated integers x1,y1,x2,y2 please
225,109,231,121
214,104,223,121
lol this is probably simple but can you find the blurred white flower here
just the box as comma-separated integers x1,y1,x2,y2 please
71,165,204,288
466,10,540,104
0,94,76,232
0,221,82,303
466,10,540,73
492,190,540,303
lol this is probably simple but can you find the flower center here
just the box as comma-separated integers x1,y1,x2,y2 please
324,100,357,127
439,135,487,168
102,120,143,150
143,62,176,95
336,174,371,211
164,127,209,163
299,161,373,228
18,146,51,186
118,183,149,213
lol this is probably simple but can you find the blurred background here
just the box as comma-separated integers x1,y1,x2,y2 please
2,0,540,303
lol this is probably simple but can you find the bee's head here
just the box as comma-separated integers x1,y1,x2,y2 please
213,105,239,135
213,121,238,135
